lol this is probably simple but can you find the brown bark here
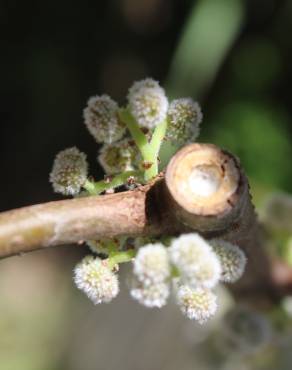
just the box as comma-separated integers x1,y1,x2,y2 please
0,143,290,301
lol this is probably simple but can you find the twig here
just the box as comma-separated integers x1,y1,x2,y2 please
0,143,290,301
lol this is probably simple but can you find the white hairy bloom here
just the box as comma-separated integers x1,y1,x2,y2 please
83,94,125,143
130,276,170,308
73,255,119,304
176,285,217,324
128,78,168,129
169,234,221,289
211,239,247,283
166,98,203,144
50,147,88,196
133,243,171,286
98,138,140,175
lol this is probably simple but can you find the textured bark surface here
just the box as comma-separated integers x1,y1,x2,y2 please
0,143,290,301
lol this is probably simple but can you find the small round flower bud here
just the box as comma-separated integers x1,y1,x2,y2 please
73,255,119,304
83,95,125,144
133,243,171,286
128,78,168,129
166,98,202,144
169,234,221,289
49,147,88,196
98,138,140,175
176,285,217,324
130,276,170,308
210,239,247,283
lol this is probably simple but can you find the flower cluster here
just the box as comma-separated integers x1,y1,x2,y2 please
128,78,169,129
74,256,119,304
98,138,140,175
168,234,221,323
130,243,171,308
83,95,125,144
49,77,249,326
50,77,204,196
210,239,247,283
72,232,246,323
176,285,217,324
49,147,88,195
166,98,202,144
169,234,221,289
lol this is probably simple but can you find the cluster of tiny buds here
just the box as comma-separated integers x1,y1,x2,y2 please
176,285,217,324
210,239,247,283
73,233,247,325
74,255,119,304
166,98,203,145
169,234,222,289
50,77,205,199
127,78,169,129
98,138,140,175
83,94,125,144
129,234,246,324
49,147,88,195
130,243,171,308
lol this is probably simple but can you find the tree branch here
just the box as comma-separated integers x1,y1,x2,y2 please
0,143,291,301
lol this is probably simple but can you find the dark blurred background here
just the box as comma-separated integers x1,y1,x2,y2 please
0,1,292,369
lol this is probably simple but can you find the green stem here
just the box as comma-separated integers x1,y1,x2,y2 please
83,180,98,195
119,108,168,181
171,265,180,278
144,119,168,180
119,109,150,158
108,249,136,269
83,171,144,195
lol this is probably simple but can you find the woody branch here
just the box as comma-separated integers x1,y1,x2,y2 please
0,143,290,301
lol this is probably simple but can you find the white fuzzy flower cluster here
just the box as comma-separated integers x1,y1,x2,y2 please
130,277,170,308
98,138,140,175
168,234,221,323
176,285,217,324
130,243,171,308
74,255,119,304
49,147,88,196
210,239,247,283
128,78,168,129
129,234,225,324
169,234,221,289
133,243,171,285
83,95,126,144
166,98,203,144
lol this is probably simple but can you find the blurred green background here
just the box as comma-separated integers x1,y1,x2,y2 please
0,0,292,369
